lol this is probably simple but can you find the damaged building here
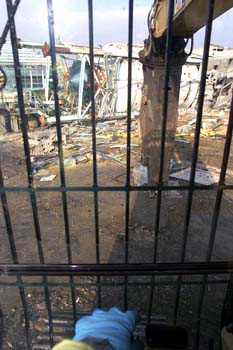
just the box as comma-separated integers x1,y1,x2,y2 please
0,41,50,132
0,40,233,125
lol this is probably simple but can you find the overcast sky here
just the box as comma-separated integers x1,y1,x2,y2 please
0,0,232,49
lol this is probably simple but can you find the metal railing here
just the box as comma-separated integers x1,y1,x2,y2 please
0,0,233,349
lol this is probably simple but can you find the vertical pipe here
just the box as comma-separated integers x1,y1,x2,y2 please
124,0,134,310
46,0,76,323
88,0,101,308
6,0,54,345
173,0,215,327
147,0,174,322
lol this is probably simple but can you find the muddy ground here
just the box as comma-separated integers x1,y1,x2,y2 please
0,125,233,350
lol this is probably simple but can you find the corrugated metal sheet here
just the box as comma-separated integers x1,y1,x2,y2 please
0,41,49,66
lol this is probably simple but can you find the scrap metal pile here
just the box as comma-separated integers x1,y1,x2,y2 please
179,45,233,114
25,118,140,182
0,40,233,133
1,112,231,188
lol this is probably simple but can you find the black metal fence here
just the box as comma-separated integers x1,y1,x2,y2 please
0,0,233,349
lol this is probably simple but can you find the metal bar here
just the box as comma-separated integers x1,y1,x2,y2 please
0,170,18,266
0,166,31,349
124,189,130,310
0,278,229,288
0,0,20,51
126,0,133,188
0,2,232,347
6,0,54,346
1,261,233,276
148,0,175,322
208,339,214,350
195,67,233,350
88,0,101,308
173,0,215,328
124,0,134,311
1,184,233,194
47,0,77,323
206,100,233,262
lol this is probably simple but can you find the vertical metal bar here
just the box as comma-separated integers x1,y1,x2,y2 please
173,0,215,327
195,83,233,350
208,339,214,350
0,167,31,350
147,0,174,322
6,0,54,345
124,0,134,311
206,99,233,262
88,0,101,308
46,0,77,321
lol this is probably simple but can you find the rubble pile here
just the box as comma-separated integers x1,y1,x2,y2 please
26,119,140,181
1,111,231,186
177,111,230,137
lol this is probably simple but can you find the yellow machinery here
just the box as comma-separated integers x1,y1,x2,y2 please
149,0,233,39
139,0,233,185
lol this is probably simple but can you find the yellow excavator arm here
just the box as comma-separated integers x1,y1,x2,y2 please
150,0,233,38
140,0,233,186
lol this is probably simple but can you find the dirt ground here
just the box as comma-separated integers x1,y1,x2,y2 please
0,125,233,350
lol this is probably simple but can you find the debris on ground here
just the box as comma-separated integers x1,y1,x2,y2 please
133,164,148,186
170,167,219,185
2,115,230,187
30,133,56,156
170,159,191,173
34,169,50,178
76,155,88,163
177,112,230,138
40,174,56,182
25,119,140,177
170,158,233,185
64,157,77,166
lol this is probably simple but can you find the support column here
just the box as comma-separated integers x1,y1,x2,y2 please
138,50,186,185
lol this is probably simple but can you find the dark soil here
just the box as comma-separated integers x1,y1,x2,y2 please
0,130,233,350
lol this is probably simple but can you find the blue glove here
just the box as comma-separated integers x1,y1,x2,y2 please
73,307,140,350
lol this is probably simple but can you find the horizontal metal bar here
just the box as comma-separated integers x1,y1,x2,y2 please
1,262,233,276
1,184,233,194
0,279,229,288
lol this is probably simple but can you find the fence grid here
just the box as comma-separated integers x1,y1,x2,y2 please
0,0,233,349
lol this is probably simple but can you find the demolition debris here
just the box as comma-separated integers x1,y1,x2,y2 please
0,41,233,187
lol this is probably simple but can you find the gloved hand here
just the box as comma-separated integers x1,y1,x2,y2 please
73,307,140,350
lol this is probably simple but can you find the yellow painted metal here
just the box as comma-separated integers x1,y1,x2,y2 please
153,0,233,38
